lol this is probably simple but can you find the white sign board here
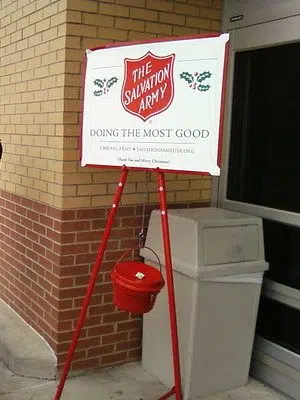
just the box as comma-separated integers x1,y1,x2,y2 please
81,34,229,175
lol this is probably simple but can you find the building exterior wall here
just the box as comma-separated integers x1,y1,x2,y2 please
0,0,222,372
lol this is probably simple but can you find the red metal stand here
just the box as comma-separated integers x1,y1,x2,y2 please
53,167,129,400
157,171,183,400
53,168,183,400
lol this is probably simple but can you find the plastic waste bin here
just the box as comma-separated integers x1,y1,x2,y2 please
140,207,269,399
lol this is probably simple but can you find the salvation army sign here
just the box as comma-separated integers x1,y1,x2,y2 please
81,34,229,175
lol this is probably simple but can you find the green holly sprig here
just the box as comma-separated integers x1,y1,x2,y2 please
93,77,118,96
180,71,212,91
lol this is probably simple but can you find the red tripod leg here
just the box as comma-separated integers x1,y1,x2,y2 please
157,171,183,400
53,167,129,400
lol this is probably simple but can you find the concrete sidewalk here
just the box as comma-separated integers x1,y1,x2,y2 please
0,361,289,400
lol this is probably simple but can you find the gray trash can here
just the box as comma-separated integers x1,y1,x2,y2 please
140,207,269,399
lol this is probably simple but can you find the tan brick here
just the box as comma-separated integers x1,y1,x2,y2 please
159,11,185,26
188,0,214,5
5,182,16,192
36,18,51,33
47,182,63,195
108,182,136,194
130,7,158,21
64,173,92,184
15,184,27,196
211,19,221,31
200,6,221,20
64,86,80,99
146,21,172,35
33,158,48,170
77,184,107,196
147,0,173,12
42,26,58,42
10,30,22,43
82,37,109,49
201,189,212,200
176,190,201,201
22,47,35,60
34,136,48,146
23,24,35,38
69,0,97,13
23,2,35,17
172,25,198,36
65,35,81,49
99,3,129,17
186,16,211,29
17,38,29,51
128,31,156,40
27,56,41,70
16,165,28,175
43,2,59,18
28,167,41,179
26,188,40,200
61,196,91,208
66,10,82,23
49,36,65,51
51,11,67,26
67,23,97,37
61,185,77,196
40,191,55,205
29,10,43,25
83,13,114,27
41,170,55,182
6,22,17,36
190,178,212,190
34,179,48,191
63,48,84,61
65,74,81,86
35,66,49,79
21,176,34,188
17,17,29,30
174,3,200,16
98,27,128,41
117,0,145,6
28,33,42,47
149,191,175,203
65,61,81,74
115,17,145,32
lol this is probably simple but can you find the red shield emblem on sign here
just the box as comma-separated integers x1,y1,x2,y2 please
121,51,175,121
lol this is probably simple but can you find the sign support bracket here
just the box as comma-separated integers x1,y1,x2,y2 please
53,167,183,400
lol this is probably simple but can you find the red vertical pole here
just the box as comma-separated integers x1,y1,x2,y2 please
157,170,183,400
53,167,129,400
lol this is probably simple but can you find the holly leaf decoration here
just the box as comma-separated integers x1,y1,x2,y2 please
198,84,210,92
94,89,104,96
93,77,118,96
179,71,194,84
107,77,118,88
94,78,105,88
197,71,212,83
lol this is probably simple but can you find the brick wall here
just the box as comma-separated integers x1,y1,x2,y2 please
61,0,222,209
0,188,209,371
0,0,223,373
0,0,69,208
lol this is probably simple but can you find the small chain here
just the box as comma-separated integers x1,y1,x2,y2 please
138,171,151,248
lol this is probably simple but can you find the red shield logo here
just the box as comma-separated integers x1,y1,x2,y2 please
121,51,175,121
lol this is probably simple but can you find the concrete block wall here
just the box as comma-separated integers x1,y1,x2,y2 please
0,0,223,372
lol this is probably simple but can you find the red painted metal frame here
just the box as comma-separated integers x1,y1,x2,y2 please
53,167,129,400
157,171,183,400
53,168,183,400
80,32,228,176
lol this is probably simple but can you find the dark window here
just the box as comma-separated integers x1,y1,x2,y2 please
263,219,300,290
256,297,300,355
227,42,300,213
